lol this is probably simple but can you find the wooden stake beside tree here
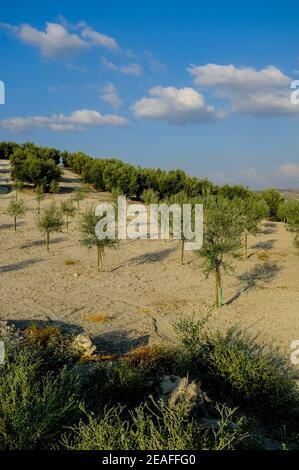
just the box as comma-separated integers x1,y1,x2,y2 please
79,207,118,272
37,203,63,250
6,199,26,231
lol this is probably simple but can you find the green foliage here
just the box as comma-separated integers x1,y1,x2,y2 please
37,203,63,250
140,188,160,205
6,199,26,231
79,207,118,271
62,400,248,450
10,145,61,190
60,199,76,229
72,189,85,209
35,184,45,214
0,347,80,449
49,180,59,194
259,189,283,221
176,319,298,420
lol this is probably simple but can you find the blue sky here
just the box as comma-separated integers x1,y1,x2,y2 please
0,0,298,188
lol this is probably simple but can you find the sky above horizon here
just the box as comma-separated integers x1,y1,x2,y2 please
0,0,298,189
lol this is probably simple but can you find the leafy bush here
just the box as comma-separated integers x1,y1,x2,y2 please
176,320,298,420
62,399,248,450
0,347,80,449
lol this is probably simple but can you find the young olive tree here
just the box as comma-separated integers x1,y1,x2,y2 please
236,197,269,259
60,199,76,230
79,207,118,272
166,191,196,264
37,203,63,250
73,189,85,210
197,196,243,308
35,185,45,215
6,199,26,231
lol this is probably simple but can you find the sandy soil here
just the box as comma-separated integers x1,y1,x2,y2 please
1,159,299,358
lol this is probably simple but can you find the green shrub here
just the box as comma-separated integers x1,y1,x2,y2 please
176,320,298,420
0,347,80,449
62,400,248,450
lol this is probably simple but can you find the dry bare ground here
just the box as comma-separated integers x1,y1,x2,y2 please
1,159,299,356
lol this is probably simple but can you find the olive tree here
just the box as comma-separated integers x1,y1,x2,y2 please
60,199,76,230
35,185,45,215
37,203,63,250
73,189,85,210
197,196,243,308
6,199,26,231
79,207,118,272
236,197,269,259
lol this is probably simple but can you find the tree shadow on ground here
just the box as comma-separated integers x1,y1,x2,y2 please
129,247,176,265
0,221,25,230
225,262,281,306
250,239,277,253
0,257,45,273
9,319,84,335
93,330,150,354
20,237,66,249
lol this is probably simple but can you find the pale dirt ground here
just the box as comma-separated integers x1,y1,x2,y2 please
1,159,299,358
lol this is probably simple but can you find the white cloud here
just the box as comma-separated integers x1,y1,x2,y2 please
0,21,118,57
132,86,225,125
100,83,122,108
275,163,299,178
101,57,143,76
241,168,259,179
79,21,118,50
188,63,298,117
7,22,88,57
231,91,299,116
0,109,129,132
188,64,290,90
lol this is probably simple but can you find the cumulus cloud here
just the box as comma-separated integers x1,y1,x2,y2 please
132,86,225,125
101,57,143,76
0,21,118,57
100,83,122,108
275,163,299,178
0,109,129,132
188,63,298,117
231,91,299,116
188,64,290,90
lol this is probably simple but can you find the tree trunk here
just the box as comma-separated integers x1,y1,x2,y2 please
215,268,222,308
37,201,40,215
180,239,185,264
46,232,50,251
244,231,248,260
14,216,17,232
97,246,104,272
66,215,69,230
